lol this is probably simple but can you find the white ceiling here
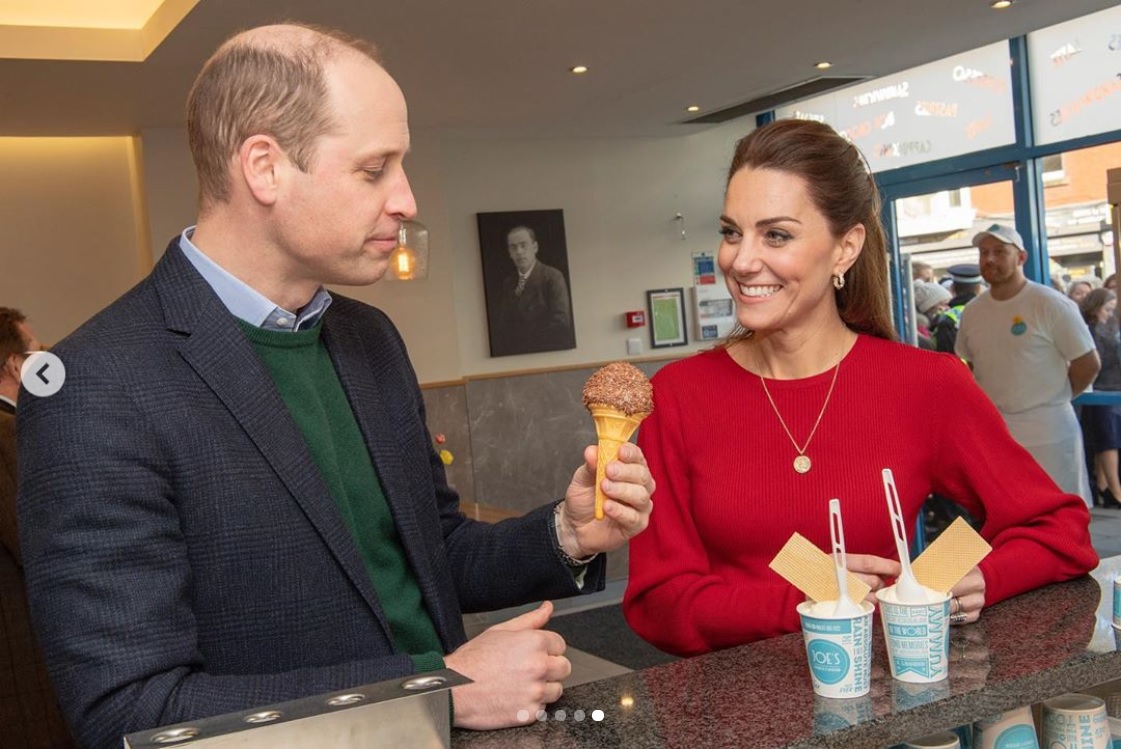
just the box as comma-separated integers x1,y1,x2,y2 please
0,0,1117,139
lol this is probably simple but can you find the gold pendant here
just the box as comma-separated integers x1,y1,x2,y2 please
793,455,811,474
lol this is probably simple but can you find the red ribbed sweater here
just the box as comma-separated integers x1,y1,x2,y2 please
623,335,1097,657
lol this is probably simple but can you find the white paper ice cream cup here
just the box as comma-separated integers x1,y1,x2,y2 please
1042,693,1109,749
796,600,873,699
903,730,961,748
973,705,1039,749
1113,577,1121,629
876,584,951,684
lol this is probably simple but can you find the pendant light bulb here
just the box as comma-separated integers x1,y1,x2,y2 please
386,220,430,281
390,227,415,280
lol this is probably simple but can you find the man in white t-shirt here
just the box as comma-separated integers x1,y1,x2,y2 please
956,223,1100,506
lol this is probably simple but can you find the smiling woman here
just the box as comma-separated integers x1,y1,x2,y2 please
622,118,1098,657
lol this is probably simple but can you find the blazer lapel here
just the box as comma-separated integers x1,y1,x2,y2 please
150,246,394,637
322,313,457,644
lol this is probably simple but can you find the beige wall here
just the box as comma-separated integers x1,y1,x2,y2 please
141,128,197,261
438,125,747,377
1,121,754,381
0,136,149,345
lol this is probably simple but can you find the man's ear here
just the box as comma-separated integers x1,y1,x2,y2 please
237,135,284,207
834,223,866,277
0,354,17,385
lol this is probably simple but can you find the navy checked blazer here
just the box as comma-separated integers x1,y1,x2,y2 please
17,241,604,749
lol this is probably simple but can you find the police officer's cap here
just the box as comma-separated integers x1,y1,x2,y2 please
947,264,982,285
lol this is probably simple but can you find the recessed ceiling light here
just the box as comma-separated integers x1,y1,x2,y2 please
990,0,1013,8
570,65,589,74
0,0,199,61
814,61,832,70
686,105,700,113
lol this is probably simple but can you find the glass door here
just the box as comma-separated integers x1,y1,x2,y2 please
1038,141,1121,287
881,165,1020,346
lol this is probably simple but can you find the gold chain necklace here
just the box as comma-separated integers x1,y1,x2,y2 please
757,359,841,474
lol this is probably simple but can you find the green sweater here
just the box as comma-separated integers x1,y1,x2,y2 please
239,321,444,673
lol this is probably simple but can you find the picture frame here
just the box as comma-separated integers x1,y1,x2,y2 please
476,209,577,357
646,288,688,348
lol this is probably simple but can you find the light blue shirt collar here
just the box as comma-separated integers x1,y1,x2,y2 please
178,227,332,331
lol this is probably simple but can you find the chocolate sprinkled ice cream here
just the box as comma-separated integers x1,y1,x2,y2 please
582,362,653,416
582,363,653,519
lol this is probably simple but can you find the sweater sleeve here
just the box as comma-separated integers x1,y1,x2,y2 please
623,370,804,657
928,356,1097,604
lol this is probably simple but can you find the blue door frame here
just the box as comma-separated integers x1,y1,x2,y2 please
879,164,1023,335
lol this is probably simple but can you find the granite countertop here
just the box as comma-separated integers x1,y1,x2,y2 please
453,558,1121,749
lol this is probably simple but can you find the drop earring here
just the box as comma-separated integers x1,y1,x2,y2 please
833,273,846,290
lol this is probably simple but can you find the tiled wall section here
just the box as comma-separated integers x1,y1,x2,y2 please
419,384,474,506
421,358,673,580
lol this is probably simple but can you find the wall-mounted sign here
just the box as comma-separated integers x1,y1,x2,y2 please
693,284,735,341
1027,5,1121,145
647,288,688,348
775,42,1016,174
692,251,718,285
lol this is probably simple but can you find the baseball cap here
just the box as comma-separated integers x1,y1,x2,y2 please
971,223,1025,251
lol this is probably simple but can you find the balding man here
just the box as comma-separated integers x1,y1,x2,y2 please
17,24,653,748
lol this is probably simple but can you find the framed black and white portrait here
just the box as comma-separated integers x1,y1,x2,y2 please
476,209,577,358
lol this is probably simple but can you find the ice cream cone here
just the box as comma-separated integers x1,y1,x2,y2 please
589,404,649,520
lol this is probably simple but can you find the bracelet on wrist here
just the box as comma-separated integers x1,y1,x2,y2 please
552,503,596,567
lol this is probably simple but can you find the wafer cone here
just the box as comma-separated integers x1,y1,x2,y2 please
589,404,649,520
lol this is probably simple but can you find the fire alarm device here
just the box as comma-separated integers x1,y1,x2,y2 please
625,311,646,328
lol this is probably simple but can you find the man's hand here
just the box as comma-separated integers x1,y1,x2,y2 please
446,601,570,729
1069,349,1101,397
555,442,655,559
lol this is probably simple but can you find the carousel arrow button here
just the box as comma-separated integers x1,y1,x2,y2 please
21,351,65,398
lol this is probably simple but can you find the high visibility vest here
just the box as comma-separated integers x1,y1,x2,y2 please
939,305,963,326
931,305,964,352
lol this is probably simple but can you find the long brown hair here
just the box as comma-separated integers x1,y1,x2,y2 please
724,119,896,342
1081,288,1116,326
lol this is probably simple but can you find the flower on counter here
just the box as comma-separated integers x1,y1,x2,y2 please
433,433,454,465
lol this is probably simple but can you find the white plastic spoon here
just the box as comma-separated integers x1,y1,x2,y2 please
881,468,926,603
829,499,864,616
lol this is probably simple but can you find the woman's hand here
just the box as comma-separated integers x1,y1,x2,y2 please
949,567,986,625
846,554,902,604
